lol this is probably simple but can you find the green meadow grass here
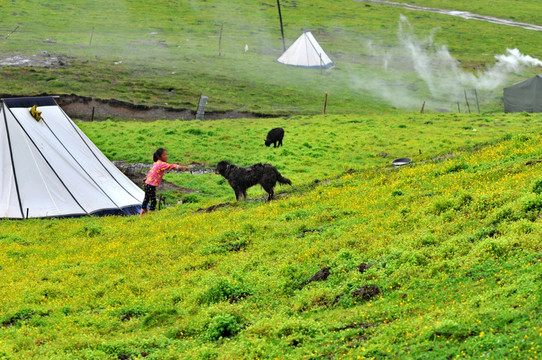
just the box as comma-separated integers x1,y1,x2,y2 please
78,112,542,204
0,0,542,114
0,118,541,359
1,1,542,358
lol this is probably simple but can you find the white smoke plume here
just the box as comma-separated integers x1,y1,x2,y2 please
352,15,542,110
474,49,542,89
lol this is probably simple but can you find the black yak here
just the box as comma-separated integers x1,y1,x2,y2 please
265,127,284,148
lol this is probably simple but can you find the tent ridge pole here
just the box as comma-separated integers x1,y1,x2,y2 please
2,102,25,218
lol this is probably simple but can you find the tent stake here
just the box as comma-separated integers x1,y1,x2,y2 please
420,101,425,113
464,89,471,113
474,89,480,113
323,92,328,115
457,102,461,113
26,208,29,219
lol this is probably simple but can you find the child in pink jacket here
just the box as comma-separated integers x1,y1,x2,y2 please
140,148,188,216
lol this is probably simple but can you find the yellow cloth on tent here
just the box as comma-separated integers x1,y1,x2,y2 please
30,105,43,121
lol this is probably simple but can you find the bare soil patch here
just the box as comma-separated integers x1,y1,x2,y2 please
45,94,271,121
113,161,206,193
352,284,381,301
300,267,331,289
1,92,274,121
0,51,71,67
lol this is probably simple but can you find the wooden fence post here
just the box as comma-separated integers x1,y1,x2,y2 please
474,89,480,113
89,26,95,46
218,23,223,56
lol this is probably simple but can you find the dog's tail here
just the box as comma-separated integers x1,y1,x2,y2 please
274,167,292,185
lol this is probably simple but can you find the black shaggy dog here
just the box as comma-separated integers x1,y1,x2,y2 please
264,127,284,148
216,160,291,201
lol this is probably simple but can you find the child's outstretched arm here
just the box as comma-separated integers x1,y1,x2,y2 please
176,165,189,171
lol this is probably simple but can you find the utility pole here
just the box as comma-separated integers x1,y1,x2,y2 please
277,0,286,52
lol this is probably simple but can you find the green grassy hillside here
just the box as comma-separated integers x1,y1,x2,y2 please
77,112,542,204
1,0,542,114
1,115,541,359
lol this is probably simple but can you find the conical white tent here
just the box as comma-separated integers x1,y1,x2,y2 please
0,96,144,218
276,30,333,69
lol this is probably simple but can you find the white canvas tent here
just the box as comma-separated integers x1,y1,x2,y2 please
0,96,144,219
276,30,333,69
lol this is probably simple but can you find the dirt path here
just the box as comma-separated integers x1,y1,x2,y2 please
55,94,272,121
0,93,273,122
357,0,542,32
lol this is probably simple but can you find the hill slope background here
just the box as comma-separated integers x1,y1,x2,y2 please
1,0,542,114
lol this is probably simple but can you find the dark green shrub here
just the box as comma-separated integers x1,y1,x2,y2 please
523,196,542,213
198,279,251,305
532,179,542,195
115,306,147,322
1,309,34,327
454,193,473,210
444,163,469,174
391,190,404,196
184,128,204,136
182,193,201,203
431,198,454,215
205,313,243,340
470,226,497,242
76,224,103,237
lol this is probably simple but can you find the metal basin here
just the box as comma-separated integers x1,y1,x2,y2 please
392,158,412,166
